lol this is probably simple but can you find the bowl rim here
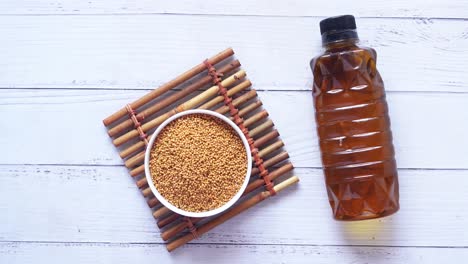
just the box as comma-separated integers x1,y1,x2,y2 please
144,109,252,218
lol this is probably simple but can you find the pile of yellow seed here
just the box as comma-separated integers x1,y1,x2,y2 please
149,113,248,212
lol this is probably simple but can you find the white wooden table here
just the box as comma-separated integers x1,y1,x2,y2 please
1,1,467,263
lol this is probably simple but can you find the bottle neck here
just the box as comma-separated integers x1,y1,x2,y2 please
322,29,359,50
324,38,359,51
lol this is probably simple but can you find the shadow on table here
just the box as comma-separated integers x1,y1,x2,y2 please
337,215,399,261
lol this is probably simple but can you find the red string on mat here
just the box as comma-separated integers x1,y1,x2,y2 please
126,103,198,237
205,60,224,84
183,217,199,239
125,104,149,145
202,59,276,196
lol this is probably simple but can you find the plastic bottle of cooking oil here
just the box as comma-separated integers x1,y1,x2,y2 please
310,15,399,220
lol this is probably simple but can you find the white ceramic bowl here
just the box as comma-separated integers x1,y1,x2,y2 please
144,109,252,218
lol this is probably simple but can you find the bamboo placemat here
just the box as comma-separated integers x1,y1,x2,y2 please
103,48,299,251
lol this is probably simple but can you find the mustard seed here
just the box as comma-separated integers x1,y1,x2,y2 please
149,113,248,212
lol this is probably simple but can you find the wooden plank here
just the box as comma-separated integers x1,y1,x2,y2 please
0,165,467,246
0,89,467,169
0,15,467,92
0,0,466,18
0,242,466,264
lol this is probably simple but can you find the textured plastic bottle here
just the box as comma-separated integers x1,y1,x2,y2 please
310,15,399,220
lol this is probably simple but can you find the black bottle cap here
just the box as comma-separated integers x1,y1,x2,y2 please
320,15,356,35
319,15,359,45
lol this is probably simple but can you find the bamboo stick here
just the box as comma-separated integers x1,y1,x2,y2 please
136,102,267,190
125,100,268,170
161,162,293,241
198,81,252,110
118,79,252,159
233,101,262,119
153,206,171,218
161,217,202,241
120,141,145,160
113,70,246,147
198,96,223,110
103,48,234,126
137,178,149,189
108,60,241,138
147,197,160,208
250,151,289,176
166,176,300,252
253,129,279,148
249,119,274,137
142,187,152,197
242,110,268,127
218,90,258,113
156,151,289,228
157,213,180,228
243,162,293,194
258,140,284,158
130,165,145,177
125,152,144,169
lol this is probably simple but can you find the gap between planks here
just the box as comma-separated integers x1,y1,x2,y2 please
0,12,466,21
1,241,467,249
2,88,468,95
1,164,467,171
